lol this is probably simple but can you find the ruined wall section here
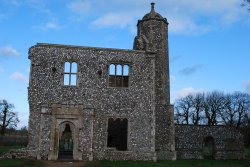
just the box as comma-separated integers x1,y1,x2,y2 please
28,44,156,160
175,125,244,159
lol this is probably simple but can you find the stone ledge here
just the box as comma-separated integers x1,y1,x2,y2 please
31,43,146,54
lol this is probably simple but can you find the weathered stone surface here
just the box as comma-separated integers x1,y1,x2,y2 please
175,125,245,159
27,44,160,160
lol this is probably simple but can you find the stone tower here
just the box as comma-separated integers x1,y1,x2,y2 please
134,3,176,160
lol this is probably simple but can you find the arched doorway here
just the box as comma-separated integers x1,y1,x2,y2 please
203,136,215,159
58,123,74,160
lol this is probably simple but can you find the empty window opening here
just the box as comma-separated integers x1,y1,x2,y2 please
203,136,215,159
64,62,77,86
59,124,73,159
107,118,128,151
109,64,129,87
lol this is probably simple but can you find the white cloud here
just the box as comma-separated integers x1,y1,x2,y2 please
44,22,60,29
22,0,52,15
173,87,204,101
92,13,135,29
10,72,28,81
33,21,61,31
67,0,91,15
67,0,247,35
0,46,20,57
163,0,244,34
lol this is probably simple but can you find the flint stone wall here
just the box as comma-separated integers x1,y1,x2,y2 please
175,125,244,159
0,148,36,159
28,43,159,160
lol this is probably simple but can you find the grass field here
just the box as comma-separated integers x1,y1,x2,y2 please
97,159,250,167
0,159,43,167
0,147,249,167
0,158,249,167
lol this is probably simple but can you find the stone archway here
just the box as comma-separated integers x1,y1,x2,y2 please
58,122,74,160
203,136,215,159
48,104,84,160
47,104,95,160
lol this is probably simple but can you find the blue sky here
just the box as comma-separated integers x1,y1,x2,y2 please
0,0,250,128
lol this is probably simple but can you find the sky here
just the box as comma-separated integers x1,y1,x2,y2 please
0,0,250,129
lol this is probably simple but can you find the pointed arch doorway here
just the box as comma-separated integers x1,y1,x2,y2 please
58,122,74,160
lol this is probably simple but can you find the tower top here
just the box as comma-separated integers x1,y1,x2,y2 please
151,2,155,13
141,3,168,24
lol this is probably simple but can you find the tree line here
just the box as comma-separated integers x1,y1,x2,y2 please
174,91,250,128
174,91,250,146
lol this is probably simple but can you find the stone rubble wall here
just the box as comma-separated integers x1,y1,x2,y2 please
175,125,245,159
28,44,158,160
0,148,36,159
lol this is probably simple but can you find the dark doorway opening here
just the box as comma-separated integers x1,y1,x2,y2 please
58,124,73,160
203,136,215,159
107,118,128,151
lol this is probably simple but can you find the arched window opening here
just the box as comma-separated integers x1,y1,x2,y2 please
64,61,78,86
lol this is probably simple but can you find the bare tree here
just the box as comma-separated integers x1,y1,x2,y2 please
221,92,250,128
0,99,19,135
235,93,250,128
220,93,237,127
174,91,250,128
203,91,224,125
174,95,193,125
191,93,205,125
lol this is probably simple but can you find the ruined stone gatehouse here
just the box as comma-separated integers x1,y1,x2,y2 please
27,3,244,161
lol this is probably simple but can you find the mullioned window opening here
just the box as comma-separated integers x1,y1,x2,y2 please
63,62,78,86
109,64,129,87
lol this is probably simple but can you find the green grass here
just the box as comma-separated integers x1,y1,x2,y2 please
0,159,249,167
0,159,43,167
98,159,250,167
0,146,23,156
0,146,249,167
